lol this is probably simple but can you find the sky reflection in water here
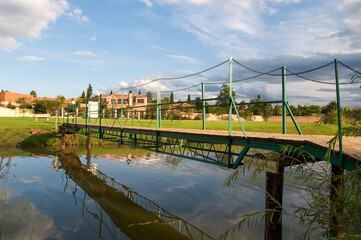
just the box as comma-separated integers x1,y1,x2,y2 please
0,146,308,239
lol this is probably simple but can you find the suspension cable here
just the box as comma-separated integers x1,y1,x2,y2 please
233,59,334,76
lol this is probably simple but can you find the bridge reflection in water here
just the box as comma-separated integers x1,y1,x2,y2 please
58,150,215,240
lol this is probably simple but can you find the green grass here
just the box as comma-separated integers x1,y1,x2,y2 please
0,117,341,146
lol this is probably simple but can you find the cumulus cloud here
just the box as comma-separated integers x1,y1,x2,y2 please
142,0,361,58
17,56,46,62
0,0,68,50
71,51,96,56
67,8,90,24
139,0,153,7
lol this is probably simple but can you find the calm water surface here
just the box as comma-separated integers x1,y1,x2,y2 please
0,146,308,239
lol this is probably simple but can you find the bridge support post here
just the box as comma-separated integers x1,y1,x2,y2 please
330,164,344,238
99,94,102,139
85,98,88,132
282,66,286,134
66,103,69,129
121,89,124,128
228,57,233,136
264,162,284,240
202,82,206,131
334,59,343,164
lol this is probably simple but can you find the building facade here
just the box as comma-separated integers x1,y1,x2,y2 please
100,92,148,118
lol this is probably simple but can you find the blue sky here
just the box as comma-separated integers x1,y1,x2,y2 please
0,0,360,106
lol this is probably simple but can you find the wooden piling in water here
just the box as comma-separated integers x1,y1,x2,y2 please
87,134,92,166
330,164,344,238
60,126,66,150
264,162,284,240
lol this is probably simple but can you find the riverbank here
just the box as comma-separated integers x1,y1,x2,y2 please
0,117,340,146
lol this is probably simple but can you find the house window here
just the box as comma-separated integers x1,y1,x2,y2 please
118,99,121,104
137,99,144,104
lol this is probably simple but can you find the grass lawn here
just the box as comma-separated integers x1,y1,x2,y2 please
0,117,340,146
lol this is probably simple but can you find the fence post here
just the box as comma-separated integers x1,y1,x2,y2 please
99,94,102,139
156,78,161,130
202,82,206,130
85,98,88,133
228,57,233,136
121,89,124,128
132,105,134,126
282,66,286,134
74,101,77,129
334,59,343,164
112,99,115,124
66,103,69,128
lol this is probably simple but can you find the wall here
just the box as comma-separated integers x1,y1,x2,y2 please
0,107,34,117
267,116,321,123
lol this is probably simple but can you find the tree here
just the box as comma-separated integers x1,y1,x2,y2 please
322,101,337,114
33,99,62,114
194,97,202,112
110,90,113,95
57,95,65,101
146,91,152,103
248,97,262,115
16,97,32,110
138,90,141,95
170,92,174,103
215,83,236,114
86,84,93,99
187,94,191,103
261,103,273,121
30,90,37,98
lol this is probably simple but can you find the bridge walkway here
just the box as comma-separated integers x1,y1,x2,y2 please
65,123,361,172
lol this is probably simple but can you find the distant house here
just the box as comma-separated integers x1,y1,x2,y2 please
99,92,148,118
0,91,36,107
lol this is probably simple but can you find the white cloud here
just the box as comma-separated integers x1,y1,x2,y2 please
0,0,68,50
139,0,153,7
148,0,361,58
166,54,201,64
17,56,46,62
67,8,90,24
71,51,96,56
90,37,97,41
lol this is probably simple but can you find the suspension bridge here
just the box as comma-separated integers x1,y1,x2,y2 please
60,57,361,240
63,58,361,173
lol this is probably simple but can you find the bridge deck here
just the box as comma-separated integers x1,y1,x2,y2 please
66,123,361,170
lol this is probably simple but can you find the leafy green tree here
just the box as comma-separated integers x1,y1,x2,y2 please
33,99,62,114
138,90,141,95
187,94,191,103
215,83,236,114
261,103,273,121
110,90,113,95
322,101,337,114
170,92,174,103
30,90,37,98
6,101,15,109
16,97,32,110
86,84,93,99
194,97,202,112
146,91,152,103
248,96,263,115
